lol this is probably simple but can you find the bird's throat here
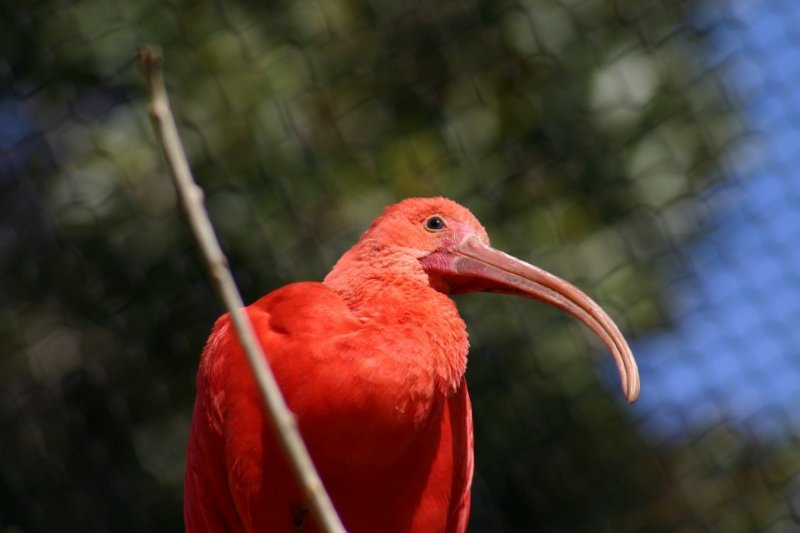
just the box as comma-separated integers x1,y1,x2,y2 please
326,277,469,397
324,242,469,395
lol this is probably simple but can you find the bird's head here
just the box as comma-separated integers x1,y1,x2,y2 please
326,197,639,403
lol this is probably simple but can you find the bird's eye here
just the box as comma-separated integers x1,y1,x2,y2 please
424,215,446,232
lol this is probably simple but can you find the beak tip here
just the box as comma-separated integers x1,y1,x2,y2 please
625,381,640,404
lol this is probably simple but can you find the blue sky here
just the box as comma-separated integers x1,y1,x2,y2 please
631,0,800,441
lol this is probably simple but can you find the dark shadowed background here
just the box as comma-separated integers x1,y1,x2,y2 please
3,0,800,530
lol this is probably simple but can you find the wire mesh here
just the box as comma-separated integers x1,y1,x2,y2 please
2,0,799,531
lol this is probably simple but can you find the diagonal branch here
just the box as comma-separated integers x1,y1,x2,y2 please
136,44,346,533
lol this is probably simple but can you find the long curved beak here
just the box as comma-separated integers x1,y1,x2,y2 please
446,235,639,403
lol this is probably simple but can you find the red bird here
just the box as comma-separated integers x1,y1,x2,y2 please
184,197,639,532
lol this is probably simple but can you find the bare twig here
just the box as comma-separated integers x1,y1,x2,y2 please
137,44,346,533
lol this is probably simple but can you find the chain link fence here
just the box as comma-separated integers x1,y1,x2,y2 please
2,0,799,530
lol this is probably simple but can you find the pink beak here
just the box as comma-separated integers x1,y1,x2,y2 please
423,234,640,403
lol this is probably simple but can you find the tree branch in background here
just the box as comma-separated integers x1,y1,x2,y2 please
136,44,346,533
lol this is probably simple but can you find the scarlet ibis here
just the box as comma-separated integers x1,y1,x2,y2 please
184,197,639,532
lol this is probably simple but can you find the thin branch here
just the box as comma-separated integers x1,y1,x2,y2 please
137,44,346,533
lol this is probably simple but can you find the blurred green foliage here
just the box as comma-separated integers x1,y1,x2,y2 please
3,0,791,531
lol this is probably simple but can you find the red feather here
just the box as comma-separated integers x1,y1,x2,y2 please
186,282,474,532
184,197,638,532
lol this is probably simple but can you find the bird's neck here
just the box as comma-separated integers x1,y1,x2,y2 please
324,245,469,395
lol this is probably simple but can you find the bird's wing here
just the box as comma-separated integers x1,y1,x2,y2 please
184,313,246,533
447,381,474,533
184,282,359,532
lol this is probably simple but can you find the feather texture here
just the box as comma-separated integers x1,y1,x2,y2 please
186,197,483,532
